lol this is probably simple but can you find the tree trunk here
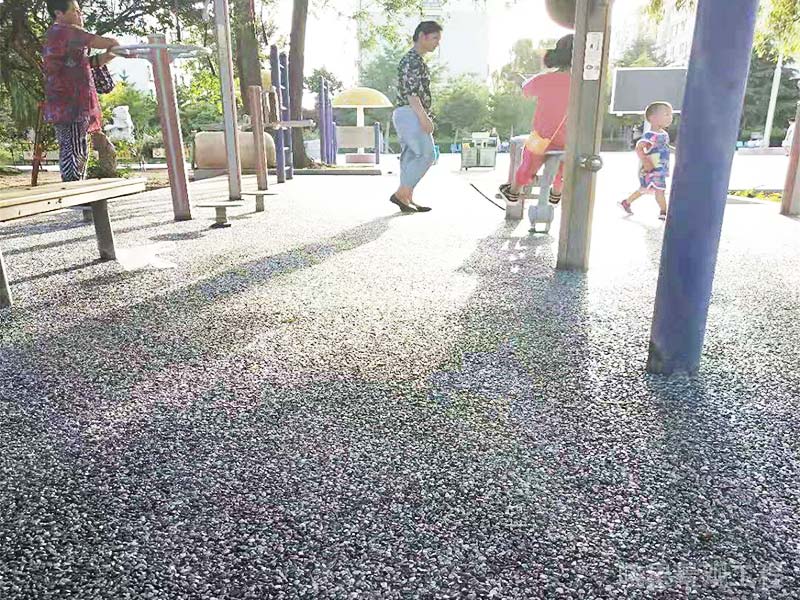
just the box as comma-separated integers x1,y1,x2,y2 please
90,131,118,178
235,0,263,115
289,0,310,168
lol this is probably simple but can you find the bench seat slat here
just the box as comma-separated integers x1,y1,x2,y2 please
0,178,146,222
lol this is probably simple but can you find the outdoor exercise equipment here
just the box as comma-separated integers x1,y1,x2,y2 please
110,36,210,221
270,45,294,183
318,79,338,166
647,0,759,375
332,88,392,164
555,0,612,271
239,85,278,212
781,99,800,216
501,136,563,233
202,0,243,200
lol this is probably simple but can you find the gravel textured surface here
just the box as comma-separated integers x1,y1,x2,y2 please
1,156,799,599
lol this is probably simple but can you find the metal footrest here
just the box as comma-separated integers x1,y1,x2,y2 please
528,203,555,234
195,201,245,228
240,190,277,212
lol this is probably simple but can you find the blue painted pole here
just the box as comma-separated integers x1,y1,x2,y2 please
270,45,286,183
319,79,327,164
279,52,294,179
374,122,381,165
647,0,759,375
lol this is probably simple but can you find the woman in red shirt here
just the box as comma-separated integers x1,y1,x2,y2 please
500,35,572,204
42,0,120,181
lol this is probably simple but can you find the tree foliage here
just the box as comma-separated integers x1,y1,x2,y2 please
433,75,491,142
304,67,343,96
740,46,800,145
488,38,555,141
615,35,667,68
493,39,550,94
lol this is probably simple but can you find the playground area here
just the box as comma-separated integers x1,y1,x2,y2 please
3,0,800,595
1,156,800,597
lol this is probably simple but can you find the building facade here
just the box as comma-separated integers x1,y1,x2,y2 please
654,0,697,66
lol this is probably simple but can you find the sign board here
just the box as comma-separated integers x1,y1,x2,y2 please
610,67,688,114
583,32,604,81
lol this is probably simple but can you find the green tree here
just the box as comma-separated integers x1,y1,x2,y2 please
99,82,159,135
615,35,666,68
488,38,554,141
434,76,491,143
177,69,225,136
489,93,535,141
304,67,344,96
493,39,551,94
740,47,800,145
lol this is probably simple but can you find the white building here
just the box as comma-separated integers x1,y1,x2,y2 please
610,0,657,63
654,0,697,66
419,0,491,81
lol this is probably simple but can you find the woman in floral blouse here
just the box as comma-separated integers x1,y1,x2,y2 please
42,0,121,182
389,21,442,214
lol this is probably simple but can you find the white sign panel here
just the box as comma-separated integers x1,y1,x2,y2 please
583,32,604,81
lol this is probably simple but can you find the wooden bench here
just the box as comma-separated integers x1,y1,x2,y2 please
0,178,147,307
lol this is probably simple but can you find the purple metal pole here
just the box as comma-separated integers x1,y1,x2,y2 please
148,34,191,221
374,122,381,165
279,52,294,179
318,79,326,164
270,46,286,183
647,0,759,375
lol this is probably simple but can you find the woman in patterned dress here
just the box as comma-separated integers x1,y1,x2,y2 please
389,21,443,214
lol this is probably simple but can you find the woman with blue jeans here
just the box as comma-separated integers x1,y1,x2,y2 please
390,21,442,214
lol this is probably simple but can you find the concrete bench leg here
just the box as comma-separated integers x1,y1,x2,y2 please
0,247,12,308
212,207,231,228
91,200,117,260
82,207,94,223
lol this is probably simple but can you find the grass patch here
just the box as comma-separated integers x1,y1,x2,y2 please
729,189,782,203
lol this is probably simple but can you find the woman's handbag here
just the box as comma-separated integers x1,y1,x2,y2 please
89,55,115,95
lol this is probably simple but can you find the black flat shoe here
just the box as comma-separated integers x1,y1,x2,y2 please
390,194,416,213
412,204,432,212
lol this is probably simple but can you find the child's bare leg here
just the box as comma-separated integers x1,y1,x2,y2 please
654,189,667,213
626,189,645,205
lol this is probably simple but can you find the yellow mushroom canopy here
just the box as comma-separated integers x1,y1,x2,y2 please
332,87,393,108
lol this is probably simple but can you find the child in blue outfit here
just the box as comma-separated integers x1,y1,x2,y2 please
620,101,674,220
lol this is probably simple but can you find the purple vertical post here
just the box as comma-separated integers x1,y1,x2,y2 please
327,93,335,164
270,45,286,184
279,52,294,179
374,122,381,165
319,79,328,164
647,0,759,374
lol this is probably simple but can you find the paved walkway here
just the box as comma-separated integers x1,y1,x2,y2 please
1,157,799,598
